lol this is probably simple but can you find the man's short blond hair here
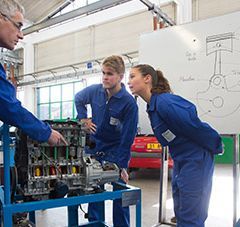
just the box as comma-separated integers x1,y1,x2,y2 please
102,55,125,75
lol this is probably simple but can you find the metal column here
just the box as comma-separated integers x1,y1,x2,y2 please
233,134,240,226
153,146,175,227
221,134,240,227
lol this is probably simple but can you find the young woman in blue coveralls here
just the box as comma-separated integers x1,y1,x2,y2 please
128,64,223,227
75,55,138,227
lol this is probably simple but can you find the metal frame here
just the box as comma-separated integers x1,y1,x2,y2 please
17,51,138,86
139,0,175,26
0,124,142,227
23,0,176,35
23,0,132,35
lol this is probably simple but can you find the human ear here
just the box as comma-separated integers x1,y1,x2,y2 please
144,74,151,83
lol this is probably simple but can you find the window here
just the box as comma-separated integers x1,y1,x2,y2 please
39,104,49,120
62,83,73,101
87,0,101,4
37,81,84,120
37,69,134,120
39,87,49,103
51,103,61,119
50,86,61,102
53,0,101,17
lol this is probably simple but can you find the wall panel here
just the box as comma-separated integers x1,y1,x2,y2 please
34,3,176,71
35,29,92,71
192,0,240,20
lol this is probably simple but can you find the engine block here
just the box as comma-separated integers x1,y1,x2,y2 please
15,120,119,200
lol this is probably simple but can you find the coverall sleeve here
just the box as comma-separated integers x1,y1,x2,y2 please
0,76,51,142
116,103,138,168
74,86,92,120
159,102,223,154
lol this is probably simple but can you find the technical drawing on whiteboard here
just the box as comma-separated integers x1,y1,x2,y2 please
197,32,240,118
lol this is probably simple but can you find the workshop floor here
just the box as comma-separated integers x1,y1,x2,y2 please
35,164,236,227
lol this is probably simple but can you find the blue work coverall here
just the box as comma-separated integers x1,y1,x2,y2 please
147,93,222,227
0,64,51,141
75,83,138,227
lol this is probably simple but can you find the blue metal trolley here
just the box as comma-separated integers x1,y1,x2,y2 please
0,124,141,227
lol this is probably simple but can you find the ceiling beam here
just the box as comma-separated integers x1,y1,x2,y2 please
23,0,132,35
139,0,175,26
40,0,76,22
17,51,138,86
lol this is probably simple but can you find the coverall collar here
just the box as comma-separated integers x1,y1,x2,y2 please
0,63,6,79
147,94,157,112
0,63,4,72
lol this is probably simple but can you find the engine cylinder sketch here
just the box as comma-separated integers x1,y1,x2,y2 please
197,32,240,117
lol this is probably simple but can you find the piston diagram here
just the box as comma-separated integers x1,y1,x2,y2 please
197,32,240,117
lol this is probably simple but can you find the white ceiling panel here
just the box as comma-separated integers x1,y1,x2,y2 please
19,0,66,23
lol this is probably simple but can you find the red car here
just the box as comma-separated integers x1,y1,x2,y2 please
129,135,173,175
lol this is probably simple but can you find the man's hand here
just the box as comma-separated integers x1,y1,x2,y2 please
48,129,68,146
81,118,97,134
120,168,129,184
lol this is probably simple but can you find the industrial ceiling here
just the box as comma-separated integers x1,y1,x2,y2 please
19,0,68,24
18,0,174,35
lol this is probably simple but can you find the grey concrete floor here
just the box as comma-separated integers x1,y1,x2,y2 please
34,164,236,227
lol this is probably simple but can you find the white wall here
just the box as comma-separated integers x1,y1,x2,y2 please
34,3,176,71
19,0,240,114
192,0,240,20
30,0,240,73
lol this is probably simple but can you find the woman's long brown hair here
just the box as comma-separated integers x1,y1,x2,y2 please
132,64,172,94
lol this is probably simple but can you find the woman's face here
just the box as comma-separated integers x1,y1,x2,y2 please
128,67,149,96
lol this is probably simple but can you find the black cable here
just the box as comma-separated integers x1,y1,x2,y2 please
79,205,109,226
79,204,88,218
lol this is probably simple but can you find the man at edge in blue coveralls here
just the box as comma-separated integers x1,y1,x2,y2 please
0,0,67,145
75,55,138,227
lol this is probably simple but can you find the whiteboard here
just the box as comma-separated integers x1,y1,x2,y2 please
139,11,240,134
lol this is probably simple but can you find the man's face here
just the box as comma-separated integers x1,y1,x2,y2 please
101,65,123,90
0,10,24,50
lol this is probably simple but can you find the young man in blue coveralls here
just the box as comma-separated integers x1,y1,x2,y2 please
128,64,223,227
0,0,66,145
75,55,138,227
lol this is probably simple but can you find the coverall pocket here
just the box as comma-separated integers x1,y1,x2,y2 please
152,122,176,147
